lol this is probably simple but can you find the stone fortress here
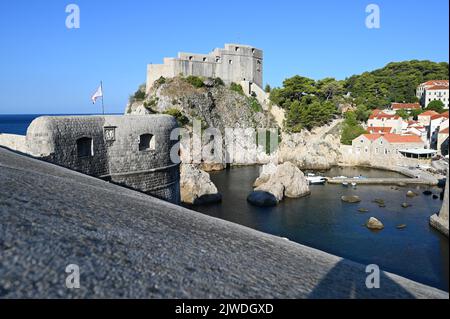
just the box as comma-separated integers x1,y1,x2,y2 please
147,44,263,92
0,115,180,203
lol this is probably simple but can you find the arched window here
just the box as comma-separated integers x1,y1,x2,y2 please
77,137,93,158
139,134,155,151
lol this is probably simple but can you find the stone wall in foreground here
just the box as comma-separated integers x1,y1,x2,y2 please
9,115,181,204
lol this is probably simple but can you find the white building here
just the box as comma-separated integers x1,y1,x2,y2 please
416,80,449,109
367,109,407,134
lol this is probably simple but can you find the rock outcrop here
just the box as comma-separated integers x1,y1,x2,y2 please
126,77,278,168
277,120,343,170
180,164,221,205
249,162,310,205
430,171,449,237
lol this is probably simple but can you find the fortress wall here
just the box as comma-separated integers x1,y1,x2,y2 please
0,133,27,153
27,116,109,177
24,115,180,204
146,44,263,90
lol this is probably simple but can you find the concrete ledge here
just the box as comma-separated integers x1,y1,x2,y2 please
430,214,449,237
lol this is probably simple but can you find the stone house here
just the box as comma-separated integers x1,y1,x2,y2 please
416,80,449,109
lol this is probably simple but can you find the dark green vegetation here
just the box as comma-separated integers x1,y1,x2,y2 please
230,82,244,95
270,60,449,132
163,108,189,126
340,111,367,145
426,100,445,113
185,75,205,88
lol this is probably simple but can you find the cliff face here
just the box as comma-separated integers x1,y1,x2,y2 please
126,77,274,131
278,119,343,170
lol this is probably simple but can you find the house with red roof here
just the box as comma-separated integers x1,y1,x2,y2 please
418,110,440,126
367,109,407,134
352,133,431,159
391,102,421,112
416,80,449,109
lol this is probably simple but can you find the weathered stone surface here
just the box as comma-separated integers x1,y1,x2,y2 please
247,191,278,207
341,195,361,203
16,115,181,203
253,162,310,202
430,172,449,237
277,120,343,170
366,217,384,230
0,148,447,299
180,164,221,205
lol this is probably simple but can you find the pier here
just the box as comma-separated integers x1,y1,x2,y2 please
326,177,438,186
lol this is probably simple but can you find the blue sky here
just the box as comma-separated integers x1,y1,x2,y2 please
0,0,448,114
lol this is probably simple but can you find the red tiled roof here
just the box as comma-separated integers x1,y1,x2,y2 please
391,103,421,110
441,111,449,118
361,134,383,141
419,110,440,117
427,85,449,90
431,112,449,120
368,109,400,120
422,80,449,86
381,134,423,144
366,127,393,134
439,127,449,134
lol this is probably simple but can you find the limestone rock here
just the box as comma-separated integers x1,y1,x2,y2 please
180,164,221,205
277,121,343,170
252,162,310,203
341,195,361,203
406,191,417,198
247,191,277,207
366,217,384,230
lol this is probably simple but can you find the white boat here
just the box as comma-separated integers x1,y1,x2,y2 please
334,176,348,179
351,182,357,187
307,176,326,185
342,182,349,187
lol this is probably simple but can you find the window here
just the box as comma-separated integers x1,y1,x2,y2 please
215,56,221,63
139,134,155,151
189,56,193,61
203,57,207,62
77,137,93,158
235,46,240,52
252,48,255,54
228,59,233,64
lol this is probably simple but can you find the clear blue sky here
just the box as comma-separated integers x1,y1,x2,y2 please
0,0,448,114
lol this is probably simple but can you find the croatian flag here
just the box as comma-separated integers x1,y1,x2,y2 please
91,85,103,104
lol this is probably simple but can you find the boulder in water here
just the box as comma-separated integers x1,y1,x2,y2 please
341,195,361,203
401,202,411,208
423,190,433,196
180,164,221,205
366,217,384,230
406,191,417,198
247,191,278,207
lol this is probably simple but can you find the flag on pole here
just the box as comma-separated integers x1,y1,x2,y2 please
91,85,103,104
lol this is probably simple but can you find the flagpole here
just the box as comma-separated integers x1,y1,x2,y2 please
100,81,104,115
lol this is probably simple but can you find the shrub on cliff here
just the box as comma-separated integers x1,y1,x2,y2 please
230,82,244,95
185,76,204,88
163,108,189,127
248,97,263,113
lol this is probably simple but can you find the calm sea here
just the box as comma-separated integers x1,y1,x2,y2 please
0,114,119,135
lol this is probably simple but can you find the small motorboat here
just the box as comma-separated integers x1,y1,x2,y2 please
307,175,326,185
351,182,357,188
342,182,349,187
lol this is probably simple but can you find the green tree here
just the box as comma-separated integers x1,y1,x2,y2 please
396,109,410,120
264,84,271,93
426,100,445,113
340,111,366,145
354,104,371,122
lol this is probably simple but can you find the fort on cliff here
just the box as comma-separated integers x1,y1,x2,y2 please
146,44,263,93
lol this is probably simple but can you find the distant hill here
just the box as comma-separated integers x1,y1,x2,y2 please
344,60,449,109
